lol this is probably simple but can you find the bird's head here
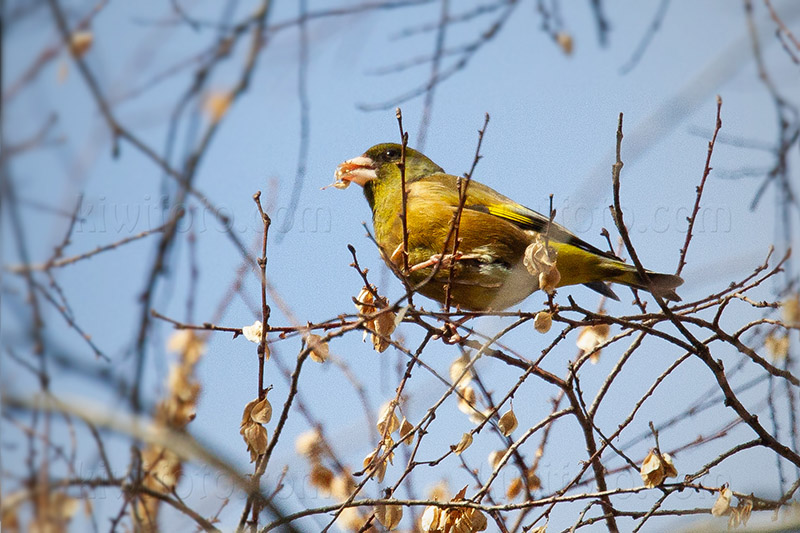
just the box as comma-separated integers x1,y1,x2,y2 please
334,143,443,188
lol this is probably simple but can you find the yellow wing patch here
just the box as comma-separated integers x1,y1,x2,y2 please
486,205,536,227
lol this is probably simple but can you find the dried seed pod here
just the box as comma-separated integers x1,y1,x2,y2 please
452,433,473,455
640,449,677,488
533,311,553,333
711,485,732,517
374,502,403,530
498,408,518,436
305,333,330,363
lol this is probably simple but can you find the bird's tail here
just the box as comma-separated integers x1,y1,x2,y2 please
615,267,684,302
550,241,685,301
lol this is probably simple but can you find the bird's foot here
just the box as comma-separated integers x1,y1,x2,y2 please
409,252,480,273
409,254,444,272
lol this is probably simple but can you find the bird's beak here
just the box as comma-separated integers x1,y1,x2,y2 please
334,155,377,187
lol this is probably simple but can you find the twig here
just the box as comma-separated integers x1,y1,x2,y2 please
442,112,489,311
619,0,670,74
347,244,382,302
763,0,800,52
253,192,273,399
610,112,800,472
7,216,179,273
359,2,518,111
276,0,310,241
395,108,411,275
676,95,723,276
416,0,448,150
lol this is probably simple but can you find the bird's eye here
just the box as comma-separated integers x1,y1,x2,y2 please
384,148,401,160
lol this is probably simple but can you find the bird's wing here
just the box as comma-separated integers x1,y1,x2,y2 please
416,173,620,261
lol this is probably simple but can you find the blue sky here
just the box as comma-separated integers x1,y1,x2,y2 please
3,1,799,531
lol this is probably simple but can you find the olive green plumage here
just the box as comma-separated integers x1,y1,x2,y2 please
336,143,683,311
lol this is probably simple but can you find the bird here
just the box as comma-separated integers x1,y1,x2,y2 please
334,143,683,311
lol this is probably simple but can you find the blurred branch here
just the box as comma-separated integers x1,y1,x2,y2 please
359,1,518,111
619,0,670,74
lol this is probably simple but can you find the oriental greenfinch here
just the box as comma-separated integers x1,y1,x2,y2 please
334,143,683,311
